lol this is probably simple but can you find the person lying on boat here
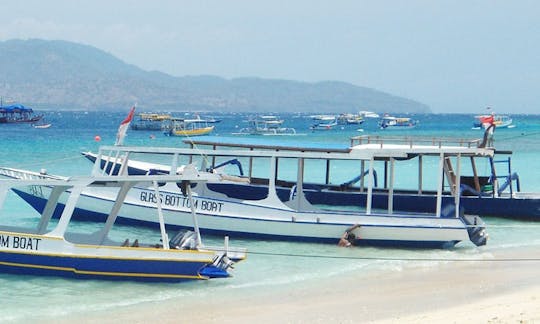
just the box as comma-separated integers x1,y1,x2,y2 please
338,224,361,247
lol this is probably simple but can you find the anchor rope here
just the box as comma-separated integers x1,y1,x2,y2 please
6,154,83,170
244,250,540,262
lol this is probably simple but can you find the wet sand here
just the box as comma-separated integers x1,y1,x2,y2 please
52,246,540,323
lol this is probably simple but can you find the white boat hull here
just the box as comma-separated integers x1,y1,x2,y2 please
15,181,475,248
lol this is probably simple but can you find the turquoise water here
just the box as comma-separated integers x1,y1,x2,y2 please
1,111,540,322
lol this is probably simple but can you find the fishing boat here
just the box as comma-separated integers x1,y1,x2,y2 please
130,113,171,131
11,140,491,248
237,115,296,135
310,117,338,130
337,113,364,125
0,165,246,282
164,117,214,136
473,113,513,129
378,114,418,130
82,132,539,220
0,104,43,123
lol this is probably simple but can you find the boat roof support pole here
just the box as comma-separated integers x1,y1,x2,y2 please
153,180,170,250
436,153,444,217
186,183,203,247
92,151,104,176
98,182,135,244
366,156,375,215
325,159,330,185
388,157,395,214
212,145,216,168
454,153,462,218
0,187,8,212
118,151,130,176
296,157,305,210
109,150,122,176
360,160,365,193
48,184,85,238
38,185,68,234
248,151,253,181
170,153,179,175
489,157,499,198
418,155,423,194
383,161,388,189
470,156,481,192
268,156,277,196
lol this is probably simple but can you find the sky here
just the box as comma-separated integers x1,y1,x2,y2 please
1,0,539,113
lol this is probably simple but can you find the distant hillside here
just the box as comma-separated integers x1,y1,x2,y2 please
0,39,430,113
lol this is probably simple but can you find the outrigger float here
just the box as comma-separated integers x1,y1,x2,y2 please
0,166,246,282
4,138,490,248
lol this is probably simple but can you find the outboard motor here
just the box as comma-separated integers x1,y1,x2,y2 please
462,214,488,246
169,230,197,250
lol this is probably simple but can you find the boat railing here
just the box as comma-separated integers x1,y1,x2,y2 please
350,135,482,148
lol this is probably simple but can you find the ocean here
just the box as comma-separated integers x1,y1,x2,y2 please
0,111,539,322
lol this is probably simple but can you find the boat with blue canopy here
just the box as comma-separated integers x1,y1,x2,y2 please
0,104,43,123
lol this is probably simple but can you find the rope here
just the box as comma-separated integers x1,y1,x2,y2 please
10,154,83,170
246,250,540,262
495,131,540,142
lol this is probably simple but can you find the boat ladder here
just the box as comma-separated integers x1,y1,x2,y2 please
443,156,457,196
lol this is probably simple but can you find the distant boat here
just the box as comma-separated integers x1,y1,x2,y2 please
0,104,43,123
310,114,336,121
130,113,171,131
237,115,296,135
164,117,215,137
33,123,51,129
473,113,513,129
310,118,338,130
337,113,364,125
359,111,380,118
203,117,222,124
378,114,418,130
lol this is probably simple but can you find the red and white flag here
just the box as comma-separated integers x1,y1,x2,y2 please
115,106,136,146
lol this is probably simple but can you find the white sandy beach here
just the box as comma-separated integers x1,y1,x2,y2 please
51,246,540,324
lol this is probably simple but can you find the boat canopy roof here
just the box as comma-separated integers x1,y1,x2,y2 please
183,136,351,153
182,135,494,160
0,104,34,113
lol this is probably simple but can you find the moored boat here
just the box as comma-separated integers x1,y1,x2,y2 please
237,115,296,135
337,113,364,125
0,166,246,281
11,140,492,248
473,113,513,129
378,114,418,130
164,117,214,136
310,117,338,130
0,104,43,123
81,133,539,220
130,113,171,131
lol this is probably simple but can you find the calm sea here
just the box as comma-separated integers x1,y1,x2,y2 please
0,111,539,322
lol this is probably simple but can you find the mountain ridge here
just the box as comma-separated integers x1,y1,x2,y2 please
0,39,430,113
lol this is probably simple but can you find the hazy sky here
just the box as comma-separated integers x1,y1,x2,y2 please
1,0,539,113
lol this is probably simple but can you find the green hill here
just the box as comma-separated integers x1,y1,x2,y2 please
0,39,430,113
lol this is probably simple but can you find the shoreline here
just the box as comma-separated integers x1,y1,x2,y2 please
48,245,540,323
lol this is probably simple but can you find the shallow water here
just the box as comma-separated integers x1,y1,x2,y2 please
0,111,539,322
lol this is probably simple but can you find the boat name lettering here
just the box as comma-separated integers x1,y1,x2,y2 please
139,191,224,212
28,185,45,198
0,234,41,250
